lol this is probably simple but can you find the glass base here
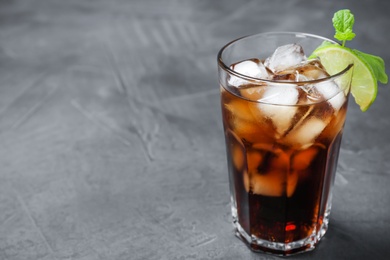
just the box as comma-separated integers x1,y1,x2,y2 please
232,216,329,256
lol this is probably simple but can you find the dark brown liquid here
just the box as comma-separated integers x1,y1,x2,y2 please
221,84,347,245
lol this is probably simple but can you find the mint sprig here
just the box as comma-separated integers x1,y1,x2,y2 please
332,9,356,46
333,9,388,85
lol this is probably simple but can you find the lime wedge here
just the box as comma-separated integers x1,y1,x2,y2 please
311,44,377,111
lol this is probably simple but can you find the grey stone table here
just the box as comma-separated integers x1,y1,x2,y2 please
0,0,389,259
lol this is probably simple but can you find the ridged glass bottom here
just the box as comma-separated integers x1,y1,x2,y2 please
231,203,331,256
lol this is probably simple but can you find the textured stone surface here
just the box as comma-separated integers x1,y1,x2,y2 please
0,0,389,259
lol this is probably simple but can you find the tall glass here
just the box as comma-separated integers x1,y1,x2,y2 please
218,32,353,255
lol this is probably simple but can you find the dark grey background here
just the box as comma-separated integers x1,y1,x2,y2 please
0,0,389,259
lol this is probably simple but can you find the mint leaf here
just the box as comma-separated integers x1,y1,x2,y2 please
352,49,388,84
332,9,356,45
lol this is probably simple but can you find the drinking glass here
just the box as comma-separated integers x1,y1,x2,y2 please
218,32,353,255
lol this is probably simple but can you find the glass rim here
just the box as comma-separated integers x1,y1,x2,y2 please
217,31,354,85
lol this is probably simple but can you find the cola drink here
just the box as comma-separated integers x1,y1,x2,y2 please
218,33,353,255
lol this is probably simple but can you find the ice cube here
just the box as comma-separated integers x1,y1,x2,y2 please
296,64,329,81
250,170,298,197
224,100,265,143
292,146,319,171
246,148,264,174
285,117,327,148
246,150,297,197
264,44,306,73
258,84,299,136
240,85,265,100
226,130,246,171
272,72,298,81
328,92,346,112
228,59,269,86
232,142,245,170
273,59,329,82
315,81,346,112
243,144,298,197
